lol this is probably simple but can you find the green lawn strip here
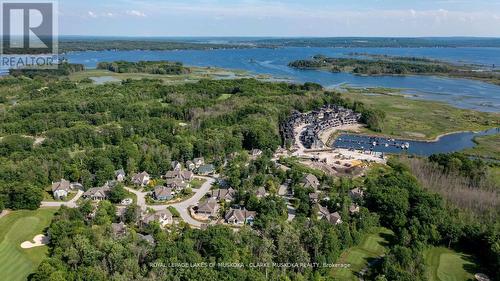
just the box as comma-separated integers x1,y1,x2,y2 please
423,247,478,281
332,227,393,280
0,208,58,281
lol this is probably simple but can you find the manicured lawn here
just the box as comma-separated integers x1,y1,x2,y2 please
0,208,58,281
190,178,206,189
343,90,499,140
424,247,478,281
332,227,394,280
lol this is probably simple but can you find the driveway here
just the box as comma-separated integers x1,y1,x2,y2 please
40,189,83,208
125,176,215,227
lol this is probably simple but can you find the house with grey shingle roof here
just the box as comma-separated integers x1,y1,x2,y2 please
52,179,71,199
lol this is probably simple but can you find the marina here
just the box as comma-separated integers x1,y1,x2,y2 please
333,128,500,156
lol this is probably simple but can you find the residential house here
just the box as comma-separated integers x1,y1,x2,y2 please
141,209,173,228
52,179,71,199
111,222,127,237
209,188,235,202
316,204,342,225
302,174,320,190
138,234,155,246
115,169,126,182
181,171,194,182
197,164,215,175
349,203,360,214
251,149,263,157
186,160,195,171
256,186,267,198
348,188,364,200
153,186,173,201
83,184,111,201
193,157,205,168
132,171,150,187
327,212,343,225
197,198,219,217
164,170,181,180
166,178,188,191
171,161,182,171
309,192,320,203
224,208,257,225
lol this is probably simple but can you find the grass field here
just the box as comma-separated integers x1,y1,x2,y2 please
463,134,500,160
343,89,499,140
332,227,394,280
424,247,478,281
0,208,58,281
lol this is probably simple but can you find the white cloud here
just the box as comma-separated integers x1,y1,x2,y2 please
126,10,147,17
87,11,97,18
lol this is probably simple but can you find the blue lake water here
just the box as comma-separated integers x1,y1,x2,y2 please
333,128,500,157
65,47,500,112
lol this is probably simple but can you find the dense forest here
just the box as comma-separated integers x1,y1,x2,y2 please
97,61,191,75
0,69,380,211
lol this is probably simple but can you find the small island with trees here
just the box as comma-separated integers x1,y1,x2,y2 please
289,54,500,85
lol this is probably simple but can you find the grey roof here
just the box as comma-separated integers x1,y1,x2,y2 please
52,179,71,192
198,164,215,174
132,171,149,183
111,222,127,235
154,186,172,198
138,234,155,245
224,208,257,222
142,209,173,224
115,169,126,177
303,174,320,187
198,198,219,214
210,188,235,201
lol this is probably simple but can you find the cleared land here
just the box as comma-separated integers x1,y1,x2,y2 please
424,247,478,281
332,227,393,280
0,208,58,281
342,89,499,140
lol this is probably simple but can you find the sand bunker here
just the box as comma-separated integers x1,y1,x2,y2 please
20,234,49,249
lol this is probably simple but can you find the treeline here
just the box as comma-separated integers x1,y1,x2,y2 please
9,62,85,78
97,61,191,75
252,37,500,48
59,39,250,53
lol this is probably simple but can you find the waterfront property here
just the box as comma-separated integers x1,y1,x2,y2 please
281,104,362,149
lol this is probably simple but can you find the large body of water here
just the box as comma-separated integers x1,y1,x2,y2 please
66,47,500,112
333,128,500,157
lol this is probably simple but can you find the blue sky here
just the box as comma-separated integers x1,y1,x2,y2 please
58,0,500,37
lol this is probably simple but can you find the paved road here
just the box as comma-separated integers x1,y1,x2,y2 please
40,189,83,208
125,176,215,227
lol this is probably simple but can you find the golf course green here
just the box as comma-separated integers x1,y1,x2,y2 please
332,227,394,280
0,208,58,281
424,247,478,281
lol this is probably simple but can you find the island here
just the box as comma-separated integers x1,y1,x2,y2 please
289,54,500,85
